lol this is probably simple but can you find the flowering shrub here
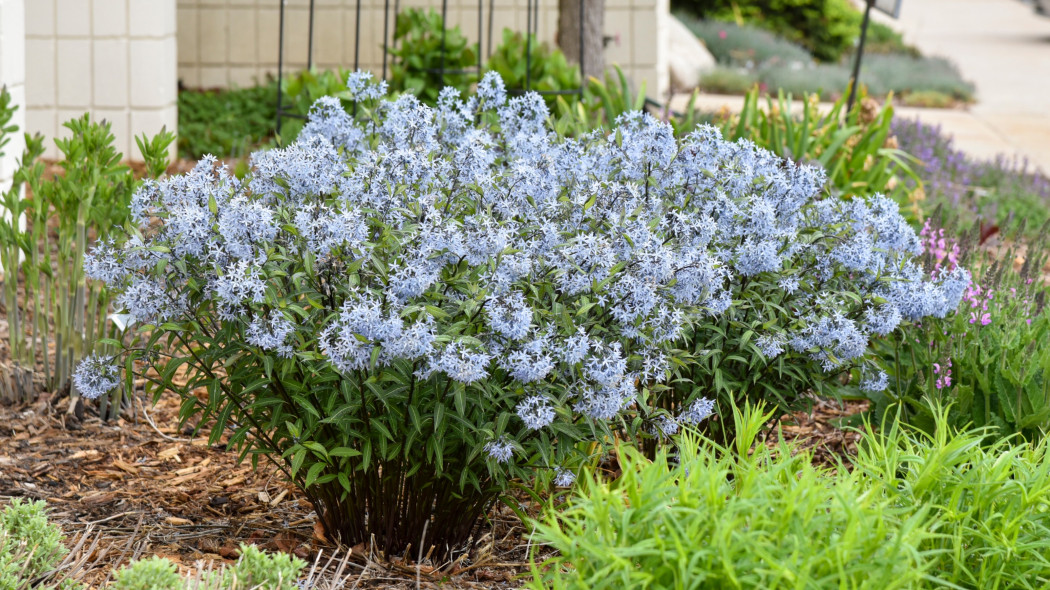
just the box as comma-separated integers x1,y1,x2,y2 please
78,71,967,555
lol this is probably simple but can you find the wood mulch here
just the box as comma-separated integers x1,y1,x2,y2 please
767,396,869,467
0,389,539,589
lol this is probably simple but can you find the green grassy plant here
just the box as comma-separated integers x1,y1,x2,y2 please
528,401,935,589
719,87,920,204
856,403,1050,588
553,66,647,133
530,400,1050,588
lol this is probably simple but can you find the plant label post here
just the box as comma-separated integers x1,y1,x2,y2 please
846,0,903,114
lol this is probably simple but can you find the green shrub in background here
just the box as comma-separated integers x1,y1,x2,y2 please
277,68,355,144
698,66,758,95
865,21,921,56
178,82,277,160
860,54,974,102
672,0,862,62
486,29,580,109
751,55,974,105
679,15,974,104
389,8,478,104
531,401,1050,589
675,12,811,67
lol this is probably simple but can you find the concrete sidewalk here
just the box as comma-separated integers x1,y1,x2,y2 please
670,0,1050,172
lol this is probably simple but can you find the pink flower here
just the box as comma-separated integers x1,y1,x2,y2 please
934,357,953,390
719,30,727,39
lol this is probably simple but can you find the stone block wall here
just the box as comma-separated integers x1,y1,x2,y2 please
24,0,178,160
176,0,669,98
1,0,26,189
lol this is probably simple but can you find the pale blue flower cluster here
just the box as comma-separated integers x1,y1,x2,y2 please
81,70,970,471
484,438,514,463
860,369,890,393
679,397,717,425
553,467,577,487
72,354,121,400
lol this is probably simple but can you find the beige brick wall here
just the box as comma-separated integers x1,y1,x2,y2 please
177,0,669,97
24,0,178,161
1,0,26,189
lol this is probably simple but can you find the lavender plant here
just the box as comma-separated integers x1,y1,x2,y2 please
892,117,1050,237
77,71,967,557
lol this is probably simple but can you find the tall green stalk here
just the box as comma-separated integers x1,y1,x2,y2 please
0,108,173,411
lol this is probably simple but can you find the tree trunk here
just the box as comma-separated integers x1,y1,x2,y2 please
558,0,605,82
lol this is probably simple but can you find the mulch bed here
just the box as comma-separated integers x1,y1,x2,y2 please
0,389,536,588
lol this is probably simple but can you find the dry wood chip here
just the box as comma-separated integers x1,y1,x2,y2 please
218,475,245,487
68,449,101,461
165,516,193,526
80,491,117,506
157,446,182,462
112,459,139,474
170,468,211,486
269,488,288,507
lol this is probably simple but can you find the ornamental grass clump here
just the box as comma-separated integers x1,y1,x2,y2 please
77,71,967,557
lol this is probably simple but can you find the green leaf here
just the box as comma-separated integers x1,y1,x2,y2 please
305,462,325,487
330,447,361,458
